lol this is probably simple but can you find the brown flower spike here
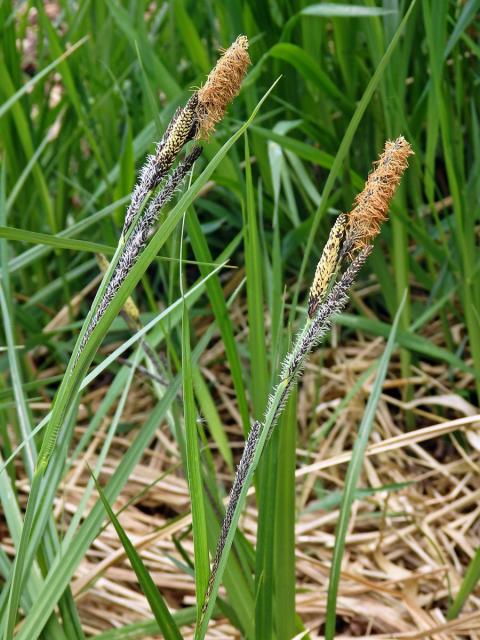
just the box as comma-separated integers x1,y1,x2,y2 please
307,136,412,319
347,136,414,252
196,35,250,139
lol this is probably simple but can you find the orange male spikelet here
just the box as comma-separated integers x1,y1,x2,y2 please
196,35,250,139
347,136,414,252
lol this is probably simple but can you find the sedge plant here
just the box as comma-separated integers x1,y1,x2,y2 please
198,136,414,637
4,35,251,639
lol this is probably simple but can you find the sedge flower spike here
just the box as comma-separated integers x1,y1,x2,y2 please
76,37,249,364
347,135,414,252
201,137,413,630
123,36,250,235
308,136,413,317
196,35,250,139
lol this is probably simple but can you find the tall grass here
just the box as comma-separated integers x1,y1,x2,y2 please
0,1,479,638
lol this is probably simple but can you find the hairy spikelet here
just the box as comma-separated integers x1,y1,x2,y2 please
271,247,372,429
347,136,414,252
76,147,202,362
96,254,140,324
308,213,348,318
304,247,372,352
202,420,261,615
196,35,250,139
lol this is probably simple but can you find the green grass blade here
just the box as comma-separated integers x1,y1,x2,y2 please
324,292,407,639
94,608,206,640
5,197,129,275
244,132,268,418
186,212,250,435
35,4,109,182
274,389,297,639
254,440,277,638
444,0,480,57
0,225,115,255
447,548,480,620
173,0,210,74
193,370,233,470
105,0,180,100
0,246,36,476
91,471,183,640
182,302,209,615
3,467,43,639
244,130,274,634
263,44,353,108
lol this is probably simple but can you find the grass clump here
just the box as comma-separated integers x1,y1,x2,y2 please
0,2,479,639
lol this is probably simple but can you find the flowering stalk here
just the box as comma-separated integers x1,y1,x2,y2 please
122,36,250,235
75,36,250,366
198,136,413,637
199,249,371,632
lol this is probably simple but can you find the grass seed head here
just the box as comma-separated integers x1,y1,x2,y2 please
196,35,250,139
347,136,414,252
